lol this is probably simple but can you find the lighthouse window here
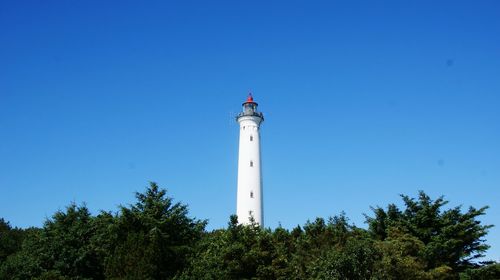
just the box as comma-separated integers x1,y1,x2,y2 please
250,191,254,198
250,135,253,141
250,161,253,167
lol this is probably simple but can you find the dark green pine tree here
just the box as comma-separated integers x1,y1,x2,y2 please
0,204,104,280
366,191,493,275
0,218,25,265
104,182,207,279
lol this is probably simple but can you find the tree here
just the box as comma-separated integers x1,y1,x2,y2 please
0,218,25,264
373,227,453,280
0,205,103,280
41,204,103,279
177,215,267,279
460,262,500,280
104,182,206,279
366,191,493,274
307,238,377,280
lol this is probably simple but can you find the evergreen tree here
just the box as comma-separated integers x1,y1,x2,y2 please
0,218,25,264
104,182,206,279
366,191,493,275
0,204,102,280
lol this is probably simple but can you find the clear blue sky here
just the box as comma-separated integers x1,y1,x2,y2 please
1,1,499,260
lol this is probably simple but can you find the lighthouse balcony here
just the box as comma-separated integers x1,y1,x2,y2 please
236,111,264,119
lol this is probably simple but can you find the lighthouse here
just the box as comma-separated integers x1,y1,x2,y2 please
236,94,264,226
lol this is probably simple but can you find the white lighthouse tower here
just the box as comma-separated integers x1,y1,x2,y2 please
236,94,264,226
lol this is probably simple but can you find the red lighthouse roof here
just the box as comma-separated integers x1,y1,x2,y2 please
246,93,254,103
242,92,259,107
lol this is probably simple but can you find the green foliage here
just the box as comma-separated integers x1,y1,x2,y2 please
0,228,45,280
0,218,25,264
176,215,278,279
41,204,103,279
372,227,450,280
0,204,103,280
307,238,377,280
103,182,207,279
366,191,493,275
1,188,497,279
0,182,206,280
460,263,500,280
289,214,362,278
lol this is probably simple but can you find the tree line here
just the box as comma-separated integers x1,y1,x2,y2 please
1,182,499,279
